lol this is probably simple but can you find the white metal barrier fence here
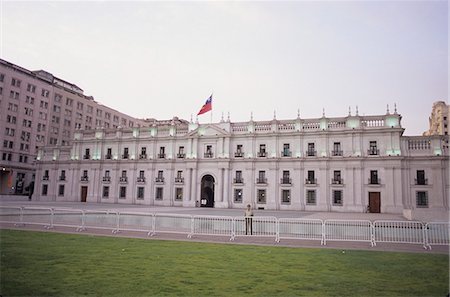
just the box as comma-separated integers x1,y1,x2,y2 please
425,222,450,249
0,206,448,249
324,220,373,246
278,218,324,244
373,220,425,248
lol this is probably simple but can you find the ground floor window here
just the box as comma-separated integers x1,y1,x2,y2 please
257,189,266,204
58,185,65,196
102,186,109,198
416,191,428,208
119,186,126,199
42,184,48,196
306,190,316,205
137,187,144,200
175,188,183,201
333,190,343,206
155,187,163,200
281,189,290,204
234,189,243,203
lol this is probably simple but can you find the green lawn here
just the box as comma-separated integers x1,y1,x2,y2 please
0,229,448,297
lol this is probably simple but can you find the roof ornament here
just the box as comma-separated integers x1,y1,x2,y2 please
227,112,230,122
273,110,276,120
322,108,325,117
220,112,224,123
250,111,253,121
195,115,199,124
356,105,359,116
190,114,193,123
386,104,390,114
394,103,398,114
348,106,351,116
297,109,300,119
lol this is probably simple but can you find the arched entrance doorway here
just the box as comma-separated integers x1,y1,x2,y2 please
200,175,215,207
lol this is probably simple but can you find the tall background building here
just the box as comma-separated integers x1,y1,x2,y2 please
423,101,449,136
0,59,151,195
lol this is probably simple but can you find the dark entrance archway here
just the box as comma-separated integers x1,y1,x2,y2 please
200,175,215,207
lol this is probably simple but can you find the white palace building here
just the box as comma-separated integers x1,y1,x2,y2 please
34,109,449,221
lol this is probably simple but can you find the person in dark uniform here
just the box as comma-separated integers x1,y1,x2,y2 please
27,181,34,201
245,204,254,235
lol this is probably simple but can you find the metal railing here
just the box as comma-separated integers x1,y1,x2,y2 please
1,206,448,249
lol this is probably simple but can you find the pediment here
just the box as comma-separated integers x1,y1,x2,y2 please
186,124,230,137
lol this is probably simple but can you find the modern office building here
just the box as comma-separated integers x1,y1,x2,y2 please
35,109,449,221
0,59,150,194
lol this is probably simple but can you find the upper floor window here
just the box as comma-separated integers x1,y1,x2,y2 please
175,170,184,183
235,145,244,157
306,170,316,184
415,170,427,185
332,170,342,184
281,189,291,204
27,83,36,93
159,147,165,158
140,147,147,159
205,145,213,158
257,171,266,184
369,141,379,155
84,149,90,159
11,78,21,88
234,170,243,183
106,148,112,159
123,148,129,159
177,146,185,158
281,170,291,184
258,144,266,157
307,143,316,156
282,144,291,157
332,142,342,156
369,170,379,184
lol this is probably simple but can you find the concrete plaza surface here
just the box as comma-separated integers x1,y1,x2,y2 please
0,196,406,221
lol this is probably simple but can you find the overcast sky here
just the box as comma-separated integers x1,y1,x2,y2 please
1,1,447,135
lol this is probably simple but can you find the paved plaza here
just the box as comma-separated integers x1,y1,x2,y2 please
0,195,406,221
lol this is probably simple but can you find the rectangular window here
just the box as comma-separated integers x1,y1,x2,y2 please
177,146,185,158
282,143,291,157
175,188,183,201
282,170,290,184
333,142,342,156
416,191,428,208
119,186,126,199
306,190,316,205
205,145,213,158
307,170,315,183
139,170,145,178
258,144,266,157
60,170,66,180
155,187,163,200
121,170,127,178
58,185,65,196
235,170,243,183
235,144,243,157
257,189,266,204
106,148,112,159
370,170,378,184
137,187,144,200
102,186,109,198
123,147,129,159
281,189,291,204
257,171,266,183
234,189,243,203
369,141,378,155
333,170,342,184
42,184,48,196
307,143,316,156
416,170,426,185
140,147,147,157
333,190,343,206
159,147,165,158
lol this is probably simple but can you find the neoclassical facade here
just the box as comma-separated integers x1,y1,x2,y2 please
35,111,449,221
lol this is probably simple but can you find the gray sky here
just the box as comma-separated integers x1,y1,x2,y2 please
1,1,447,135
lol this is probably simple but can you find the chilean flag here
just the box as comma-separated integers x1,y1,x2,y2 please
197,95,212,115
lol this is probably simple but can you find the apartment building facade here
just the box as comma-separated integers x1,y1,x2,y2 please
0,59,148,194
35,111,449,221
